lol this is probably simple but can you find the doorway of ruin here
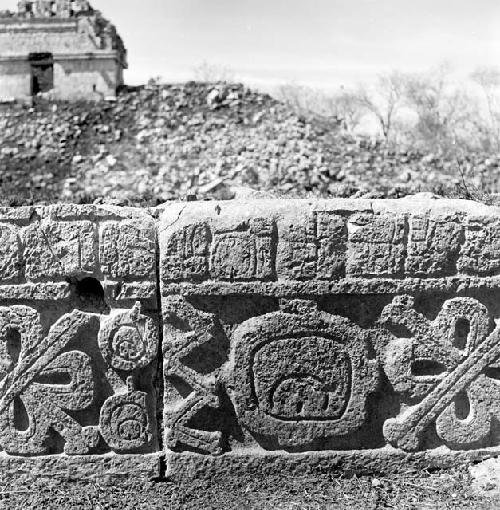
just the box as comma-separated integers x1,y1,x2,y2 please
29,53,54,95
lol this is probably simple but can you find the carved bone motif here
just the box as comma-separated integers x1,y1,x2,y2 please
380,295,500,450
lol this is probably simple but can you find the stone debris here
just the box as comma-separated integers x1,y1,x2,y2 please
0,82,498,207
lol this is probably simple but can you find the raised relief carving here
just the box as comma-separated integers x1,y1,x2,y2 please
210,218,275,281
0,306,100,455
0,303,158,456
163,296,225,455
21,220,97,281
277,214,316,279
162,223,211,282
347,213,406,276
405,214,463,276
98,303,157,453
99,220,156,280
380,295,500,451
100,377,153,453
458,216,500,275
316,212,346,279
0,223,20,283
226,301,380,449
98,302,158,372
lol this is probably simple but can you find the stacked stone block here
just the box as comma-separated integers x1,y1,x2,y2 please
5,198,500,481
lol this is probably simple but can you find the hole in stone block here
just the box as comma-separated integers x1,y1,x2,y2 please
71,277,108,313
6,328,21,365
411,359,447,377
454,391,471,420
454,318,470,350
75,277,104,300
13,396,29,432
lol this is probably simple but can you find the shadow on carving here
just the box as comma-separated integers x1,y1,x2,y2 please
69,276,110,314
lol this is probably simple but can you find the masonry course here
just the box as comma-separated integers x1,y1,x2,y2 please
3,197,500,482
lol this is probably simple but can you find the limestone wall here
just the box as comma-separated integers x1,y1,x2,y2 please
0,26,96,56
3,198,500,482
0,56,120,100
0,60,32,98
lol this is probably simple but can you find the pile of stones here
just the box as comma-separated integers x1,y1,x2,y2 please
0,81,499,206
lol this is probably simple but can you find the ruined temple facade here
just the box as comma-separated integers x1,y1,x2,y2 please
0,1,127,100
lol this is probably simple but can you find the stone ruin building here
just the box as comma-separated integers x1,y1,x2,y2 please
0,1,127,100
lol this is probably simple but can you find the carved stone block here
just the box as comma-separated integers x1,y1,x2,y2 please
0,223,20,283
316,212,346,279
11,196,500,481
211,217,274,280
458,216,500,275
159,198,500,478
277,213,316,279
99,219,156,279
405,214,463,276
21,220,96,281
0,205,159,478
347,212,406,276
162,222,211,282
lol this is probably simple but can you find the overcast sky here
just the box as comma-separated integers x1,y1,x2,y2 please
3,0,500,90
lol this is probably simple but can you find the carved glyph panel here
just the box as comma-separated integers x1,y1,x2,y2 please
159,199,500,459
0,204,159,458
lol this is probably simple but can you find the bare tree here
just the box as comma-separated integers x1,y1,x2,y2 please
330,88,364,133
275,83,317,114
401,64,474,153
354,71,406,142
275,84,364,132
471,66,500,152
193,61,235,83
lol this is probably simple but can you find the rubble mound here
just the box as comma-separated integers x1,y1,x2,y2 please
0,81,498,206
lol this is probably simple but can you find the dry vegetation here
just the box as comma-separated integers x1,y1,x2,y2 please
1,465,499,509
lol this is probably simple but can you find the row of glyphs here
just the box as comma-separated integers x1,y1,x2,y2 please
162,294,500,455
0,302,158,456
161,210,500,282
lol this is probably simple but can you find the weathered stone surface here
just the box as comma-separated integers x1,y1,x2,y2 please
10,197,500,481
21,220,97,281
159,198,500,479
0,204,158,479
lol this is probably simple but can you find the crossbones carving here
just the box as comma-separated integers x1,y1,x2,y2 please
380,295,500,451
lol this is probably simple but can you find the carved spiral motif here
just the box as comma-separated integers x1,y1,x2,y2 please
99,391,151,452
98,302,158,371
113,402,148,442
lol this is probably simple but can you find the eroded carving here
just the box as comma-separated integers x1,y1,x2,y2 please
347,213,406,276
210,218,275,281
226,301,380,449
98,302,158,372
162,223,211,282
99,220,156,280
100,377,152,453
0,306,100,455
21,220,96,281
163,296,225,455
380,295,500,451
0,303,158,456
